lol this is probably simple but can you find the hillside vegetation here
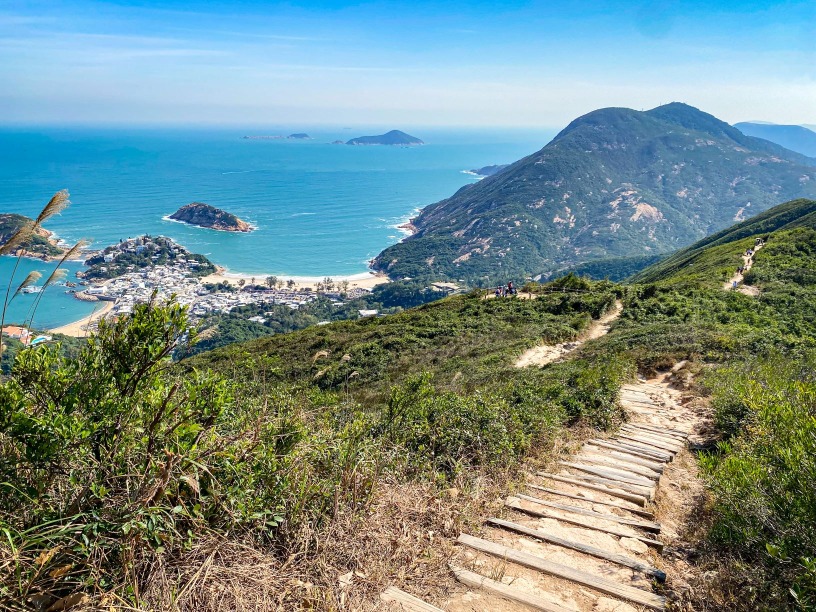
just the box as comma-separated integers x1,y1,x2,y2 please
2,198,815,610
374,103,816,284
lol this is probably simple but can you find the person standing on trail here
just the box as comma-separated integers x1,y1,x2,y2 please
733,280,738,289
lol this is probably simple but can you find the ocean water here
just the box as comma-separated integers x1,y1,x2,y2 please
0,126,556,327
0,258,97,329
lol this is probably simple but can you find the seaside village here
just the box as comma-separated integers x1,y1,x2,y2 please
69,236,375,332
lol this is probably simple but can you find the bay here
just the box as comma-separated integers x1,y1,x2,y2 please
0,126,556,327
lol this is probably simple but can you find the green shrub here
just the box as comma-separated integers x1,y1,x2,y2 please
0,301,308,604
380,373,527,478
700,353,816,608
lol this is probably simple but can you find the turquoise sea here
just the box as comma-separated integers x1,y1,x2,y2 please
0,126,556,328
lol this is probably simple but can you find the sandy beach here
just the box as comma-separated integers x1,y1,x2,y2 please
199,269,390,291
49,301,114,337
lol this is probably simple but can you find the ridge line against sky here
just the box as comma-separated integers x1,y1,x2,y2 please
1,0,815,127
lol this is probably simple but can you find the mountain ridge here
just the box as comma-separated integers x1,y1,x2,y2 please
734,122,816,157
373,103,816,283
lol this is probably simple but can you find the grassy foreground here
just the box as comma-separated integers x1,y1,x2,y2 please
1,279,627,610
2,197,815,610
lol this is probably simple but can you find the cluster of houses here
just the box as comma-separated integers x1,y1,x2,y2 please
76,262,374,327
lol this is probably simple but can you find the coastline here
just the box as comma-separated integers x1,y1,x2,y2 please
48,266,391,335
49,301,114,337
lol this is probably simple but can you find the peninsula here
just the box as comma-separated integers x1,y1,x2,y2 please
0,213,68,260
467,164,509,177
169,202,253,232
346,130,423,146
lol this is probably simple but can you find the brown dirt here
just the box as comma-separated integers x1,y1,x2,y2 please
514,301,622,368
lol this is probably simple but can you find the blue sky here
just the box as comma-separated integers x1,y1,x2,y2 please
1,0,814,127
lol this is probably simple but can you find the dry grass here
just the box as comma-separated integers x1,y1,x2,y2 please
114,475,508,612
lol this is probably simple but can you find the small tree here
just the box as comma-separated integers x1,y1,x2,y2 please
237,278,246,290
266,276,277,289
287,279,296,290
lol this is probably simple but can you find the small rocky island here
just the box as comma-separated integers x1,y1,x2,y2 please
169,203,253,232
346,130,424,146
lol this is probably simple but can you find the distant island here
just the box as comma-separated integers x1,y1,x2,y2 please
242,133,311,140
346,130,424,146
468,164,509,177
169,203,253,232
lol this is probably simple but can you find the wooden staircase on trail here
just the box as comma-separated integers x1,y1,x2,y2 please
382,374,694,611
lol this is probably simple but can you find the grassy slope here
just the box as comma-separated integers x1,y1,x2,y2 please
630,198,816,284
5,196,816,609
188,279,621,407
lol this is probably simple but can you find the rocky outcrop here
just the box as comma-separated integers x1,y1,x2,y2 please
169,203,253,232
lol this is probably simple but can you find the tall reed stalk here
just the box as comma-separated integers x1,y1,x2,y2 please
1,190,70,354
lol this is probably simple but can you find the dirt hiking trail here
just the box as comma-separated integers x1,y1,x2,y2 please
723,242,763,296
382,364,707,611
514,301,622,368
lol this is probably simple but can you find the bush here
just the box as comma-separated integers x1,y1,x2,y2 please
380,373,527,478
0,301,304,605
700,353,816,608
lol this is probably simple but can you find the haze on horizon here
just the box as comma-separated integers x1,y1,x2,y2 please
1,0,815,129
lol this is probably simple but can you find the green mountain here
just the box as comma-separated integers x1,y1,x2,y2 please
734,122,816,158
346,129,423,145
373,103,816,284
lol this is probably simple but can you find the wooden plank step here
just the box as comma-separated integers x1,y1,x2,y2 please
619,398,659,407
577,453,661,480
560,462,656,487
584,444,665,471
513,493,661,532
619,393,660,403
553,471,654,499
380,586,444,611
457,534,666,610
601,439,672,461
621,425,686,445
628,421,687,434
506,498,664,550
487,518,667,583
619,433,684,454
537,473,648,506
629,423,688,438
450,565,573,612
588,439,670,462
617,434,681,454
581,448,664,473
527,483,654,519
621,391,656,400
625,424,687,441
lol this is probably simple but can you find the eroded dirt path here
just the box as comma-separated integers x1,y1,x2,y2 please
514,301,623,368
